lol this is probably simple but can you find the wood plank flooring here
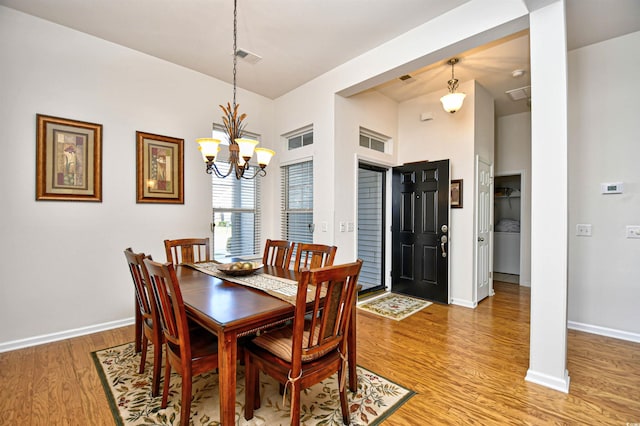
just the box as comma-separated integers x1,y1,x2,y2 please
0,281,638,425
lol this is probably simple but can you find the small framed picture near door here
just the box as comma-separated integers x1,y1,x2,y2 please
36,114,102,202
451,179,463,208
136,131,184,204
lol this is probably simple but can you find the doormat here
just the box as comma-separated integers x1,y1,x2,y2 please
358,293,432,321
92,342,415,425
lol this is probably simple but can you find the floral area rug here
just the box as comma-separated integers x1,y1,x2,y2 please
92,342,414,425
358,293,432,321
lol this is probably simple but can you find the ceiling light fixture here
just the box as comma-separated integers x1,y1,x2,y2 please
197,0,274,179
440,58,466,114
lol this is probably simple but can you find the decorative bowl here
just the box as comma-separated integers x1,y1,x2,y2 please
217,261,263,276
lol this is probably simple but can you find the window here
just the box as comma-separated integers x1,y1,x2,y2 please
211,127,261,260
286,126,313,150
359,128,388,153
281,161,313,245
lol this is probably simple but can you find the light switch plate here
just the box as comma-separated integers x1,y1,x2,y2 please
626,225,640,239
576,224,592,236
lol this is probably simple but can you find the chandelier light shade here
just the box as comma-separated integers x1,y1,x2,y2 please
440,58,466,114
197,0,274,179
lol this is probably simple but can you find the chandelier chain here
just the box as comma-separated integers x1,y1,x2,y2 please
232,0,238,108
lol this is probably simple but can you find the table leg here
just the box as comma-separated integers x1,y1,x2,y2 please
218,331,237,425
348,301,357,391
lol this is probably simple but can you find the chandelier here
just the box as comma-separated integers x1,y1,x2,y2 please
440,58,466,114
197,0,274,179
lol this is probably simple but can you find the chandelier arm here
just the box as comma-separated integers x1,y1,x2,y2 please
240,166,267,180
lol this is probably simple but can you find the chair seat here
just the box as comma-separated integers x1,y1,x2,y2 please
252,323,339,363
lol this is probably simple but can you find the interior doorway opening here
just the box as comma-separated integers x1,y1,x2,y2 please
494,173,522,284
357,163,387,295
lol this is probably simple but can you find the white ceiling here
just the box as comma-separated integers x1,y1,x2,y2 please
2,0,639,117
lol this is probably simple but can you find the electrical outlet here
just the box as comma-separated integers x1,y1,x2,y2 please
576,224,592,237
626,225,640,239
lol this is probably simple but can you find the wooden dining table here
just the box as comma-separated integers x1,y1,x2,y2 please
174,263,358,426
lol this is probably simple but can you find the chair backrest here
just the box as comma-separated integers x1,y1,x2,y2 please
143,258,192,361
124,248,156,328
164,238,211,265
291,259,363,368
292,243,337,272
262,239,293,268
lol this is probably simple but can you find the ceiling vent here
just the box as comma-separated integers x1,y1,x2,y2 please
398,74,415,84
506,85,531,101
235,48,262,65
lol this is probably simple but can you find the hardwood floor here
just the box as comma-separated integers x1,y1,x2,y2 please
0,281,638,425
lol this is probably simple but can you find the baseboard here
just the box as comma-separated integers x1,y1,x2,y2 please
525,368,570,393
0,318,134,353
450,298,477,308
568,321,640,343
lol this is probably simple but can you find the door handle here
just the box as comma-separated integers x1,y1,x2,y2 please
478,237,485,242
440,235,447,258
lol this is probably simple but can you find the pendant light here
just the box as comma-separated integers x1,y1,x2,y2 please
440,58,466,114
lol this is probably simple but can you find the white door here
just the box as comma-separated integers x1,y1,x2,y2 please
475,156,493,302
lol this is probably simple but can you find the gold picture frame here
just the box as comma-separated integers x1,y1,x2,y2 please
36,114,102,202
451,179,463,208
136,131,184,204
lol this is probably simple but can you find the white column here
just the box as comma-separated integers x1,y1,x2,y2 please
526,0,570,392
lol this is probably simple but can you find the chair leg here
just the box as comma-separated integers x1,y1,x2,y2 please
139,336,148,374
289,382,301,426
180,374,193,426
161,358,171,408
134,306,142,353
151,341,162,397
244,352,257,420
338,369,350,425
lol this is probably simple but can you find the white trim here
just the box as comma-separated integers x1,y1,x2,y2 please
450,298,477,308
568,321,640,343
0,318,134,353
525,368,570,393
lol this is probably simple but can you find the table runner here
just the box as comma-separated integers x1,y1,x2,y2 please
184,262,309,305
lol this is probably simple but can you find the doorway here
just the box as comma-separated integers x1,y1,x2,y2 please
357,163,387,295
493,173,522,284
391,160,450,303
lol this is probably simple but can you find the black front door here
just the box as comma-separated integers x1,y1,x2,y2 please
391,160,449,303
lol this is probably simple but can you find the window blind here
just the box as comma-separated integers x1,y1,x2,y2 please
281,161,314,247
211,163,261,260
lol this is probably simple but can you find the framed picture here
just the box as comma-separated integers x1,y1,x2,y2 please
136,131,184,204
36,114,102,202
451,179,463,208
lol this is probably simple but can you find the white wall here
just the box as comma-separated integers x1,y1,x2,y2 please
0,7,275,348
496,112,532,286
567,31,640,338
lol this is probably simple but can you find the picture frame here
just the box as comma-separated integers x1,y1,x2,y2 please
36,114,102,202
136,131,184,204
451,179,463,208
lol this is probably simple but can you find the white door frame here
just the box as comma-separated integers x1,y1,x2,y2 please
474,155,494,304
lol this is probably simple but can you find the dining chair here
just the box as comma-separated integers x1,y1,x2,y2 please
143,258,219,426
292,243,337,272
123,248,163,397
164,237,211,265
262,239,293,269
243,259,363,426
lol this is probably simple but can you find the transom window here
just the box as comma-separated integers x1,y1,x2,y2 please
285,126,313,150
359,128,389,153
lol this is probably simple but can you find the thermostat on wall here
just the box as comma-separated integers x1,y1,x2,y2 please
601,182,623,194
